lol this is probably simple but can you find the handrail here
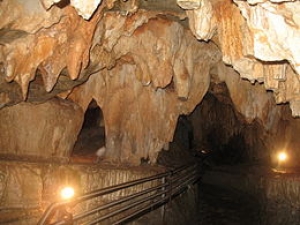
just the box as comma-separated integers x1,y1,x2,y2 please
38,163,200,225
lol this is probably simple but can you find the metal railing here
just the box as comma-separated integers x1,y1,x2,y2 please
38,163,201,225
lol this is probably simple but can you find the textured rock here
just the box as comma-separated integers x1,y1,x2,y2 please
0,98,83,158
177,0,201,9
217,63,281,126
0,0,103,101
185,0,217,41
181,0,300,116
234,0,300,116
68,14,221,165
190,75,300,166
68,0,103,20
40,0,103,20
1,0,300,165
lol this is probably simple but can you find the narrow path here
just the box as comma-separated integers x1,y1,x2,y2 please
194,182,262,225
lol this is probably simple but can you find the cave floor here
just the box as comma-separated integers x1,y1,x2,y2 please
194,182,261,225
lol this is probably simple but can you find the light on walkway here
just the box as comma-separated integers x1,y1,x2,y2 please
277,152,287,162
60,186,75,200
272,151,289,173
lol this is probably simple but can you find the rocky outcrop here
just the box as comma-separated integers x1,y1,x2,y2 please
1,0,300,165
189,77,300,166
0,0,222,165
180,0,300,116
68,14,221,165
0,0,103,103
0,98,83,158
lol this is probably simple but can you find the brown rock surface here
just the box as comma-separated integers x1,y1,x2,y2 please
1,0,300,165
0,98,83,158
181,0,300,116
0,0,103,102
68,15,221,164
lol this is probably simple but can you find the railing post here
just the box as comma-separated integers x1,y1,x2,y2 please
168,170,173,208
160,176,166,222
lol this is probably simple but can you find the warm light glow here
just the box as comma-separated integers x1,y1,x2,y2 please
278,152,287,162
60,187,75,200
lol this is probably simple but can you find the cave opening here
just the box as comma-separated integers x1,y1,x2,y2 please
171,82,267,224
158,81,266,167
72,99,105,162
191,92,251,166
189,82,268,166
161,81,268,167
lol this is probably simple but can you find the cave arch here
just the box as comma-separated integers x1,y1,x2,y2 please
189,82,268,165
158,81,270,166
72,99,105,162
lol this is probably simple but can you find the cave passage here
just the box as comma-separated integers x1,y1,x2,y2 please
72,99,105,162
159,82,267,167
188,82,268,166
156,82,267,224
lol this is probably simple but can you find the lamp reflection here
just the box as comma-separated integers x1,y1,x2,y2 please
273,151,288,173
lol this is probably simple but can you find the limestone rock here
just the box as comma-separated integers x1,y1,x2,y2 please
182,0,300,115
68,14,221,165
177,0,201,9
0,98,83,158
40,0,103,20
0,0,103,101
40,0,61,9
217,63,281,127
185,0,217,41
2,0,300,166
69,0,103,20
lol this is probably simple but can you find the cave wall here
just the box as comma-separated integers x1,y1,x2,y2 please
190,81,271,164
1,0,300,165
68,15,221,165
0,98,83,159
190,79,300,166
183,0,300,116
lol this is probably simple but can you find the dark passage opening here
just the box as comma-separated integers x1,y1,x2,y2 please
188,82,268,166
72,99,105,162
158,82,268,167
184,82,265,225
157,114,196,166
156,85,264,224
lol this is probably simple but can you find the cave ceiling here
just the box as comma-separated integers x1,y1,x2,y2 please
0,0,300,116
1,0,300,164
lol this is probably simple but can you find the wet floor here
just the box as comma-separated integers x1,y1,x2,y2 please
194,182,262,225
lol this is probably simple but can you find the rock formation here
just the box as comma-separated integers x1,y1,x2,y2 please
0,98,83,159
183,0,300,116
1,0,300,165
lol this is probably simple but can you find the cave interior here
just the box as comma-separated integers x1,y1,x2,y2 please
1,0,300,224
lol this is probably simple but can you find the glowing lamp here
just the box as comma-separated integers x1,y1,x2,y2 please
60,187,75,200
277,152,287,162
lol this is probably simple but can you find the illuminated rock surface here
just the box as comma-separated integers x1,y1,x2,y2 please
1,0,300,165
184,0,300,116
2,2,300,225
0,98,83,158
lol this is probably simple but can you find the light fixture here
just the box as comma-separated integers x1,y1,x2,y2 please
277,152,287,162
60,186,75,200
272,151,289,173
